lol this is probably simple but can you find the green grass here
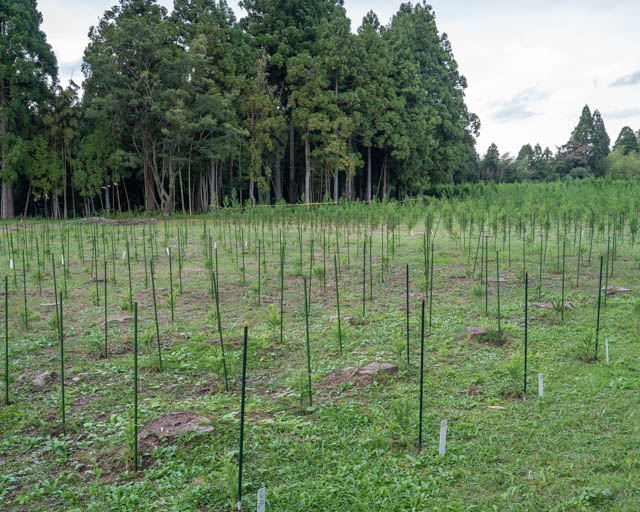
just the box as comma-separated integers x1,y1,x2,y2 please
0,215,639,511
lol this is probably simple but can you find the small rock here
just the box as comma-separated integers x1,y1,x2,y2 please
357,362,398,377
29,371,58,388
602,285,630,295
467,326,487,341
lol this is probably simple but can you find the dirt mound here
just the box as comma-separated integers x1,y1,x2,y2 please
532,301,575,310
138,411,214,451
601,285,630,295
16,371,58,389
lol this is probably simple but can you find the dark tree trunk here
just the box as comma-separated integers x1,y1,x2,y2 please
289,120,295,202
304,132,311,204
274,153,282,200
366,145,372,203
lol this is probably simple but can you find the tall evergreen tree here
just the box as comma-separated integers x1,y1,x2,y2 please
0,0,57,218
613,126,639,155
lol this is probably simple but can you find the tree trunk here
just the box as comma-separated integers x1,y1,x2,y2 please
289,120,295,202
366,145,372,203
166,155,175,216
0,80,13,219
104,158,110,215
274,153,282,200
209,160,217,209
1,181,13,219
304,131,311,204
62,144,68,219
383,154,388,200
22,183,31,219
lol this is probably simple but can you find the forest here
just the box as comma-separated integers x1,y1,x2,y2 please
2,0,640,219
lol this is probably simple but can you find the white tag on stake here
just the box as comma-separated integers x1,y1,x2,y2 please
439,420,447,456
257,487,266,512
166,247,170,256
61,254,64,265
9,259,13,270
605,339,609,363
214,242,217,250
538,373,544,397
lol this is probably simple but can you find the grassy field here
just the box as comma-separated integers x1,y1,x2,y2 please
1,203,639,511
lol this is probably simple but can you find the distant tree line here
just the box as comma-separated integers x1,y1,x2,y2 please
1,0,479,218
478,105,640,184
3,1,639,219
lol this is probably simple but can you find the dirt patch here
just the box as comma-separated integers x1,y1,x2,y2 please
356,362,398,377
602,285,630,295
16,371,58,389
532,301,575,310
138,411,214,452
100,315,133,327
467,327,507,346
461,383,483,397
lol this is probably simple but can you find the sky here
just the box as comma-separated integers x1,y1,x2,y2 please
39,0,640,156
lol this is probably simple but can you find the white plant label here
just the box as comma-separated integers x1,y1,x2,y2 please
257,487,266,512
605,339,609,363
244,241,248,249
237,499,242,511
61,254,64,265
214,242,217,250
9,259,13,270
166,247,170,256
538,373,544,397
122,250,126,260
439,420,447,456
410,230,414,237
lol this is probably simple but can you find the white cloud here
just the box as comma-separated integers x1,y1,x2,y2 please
38,0,640,156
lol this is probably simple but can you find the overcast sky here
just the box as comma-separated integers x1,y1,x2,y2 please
39,0,640,156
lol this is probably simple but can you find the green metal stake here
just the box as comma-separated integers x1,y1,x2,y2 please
303,278,313,408
524,270,528,396
496,251,501,334
237,321,249,511
104,260,108,358
126,240,133,311
279,243,284,344
212,272,229,392
4,276,8,405
429,242,435,330
59,291,65,438
561,240,566,322
362,239,366,318
334,254,342,355
22,250,27,329
406,264,410,365
418,297,425,450
257,242,261,306
168,247,174,323
595,255,604,361
150,259,163,371
133,301,139,471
